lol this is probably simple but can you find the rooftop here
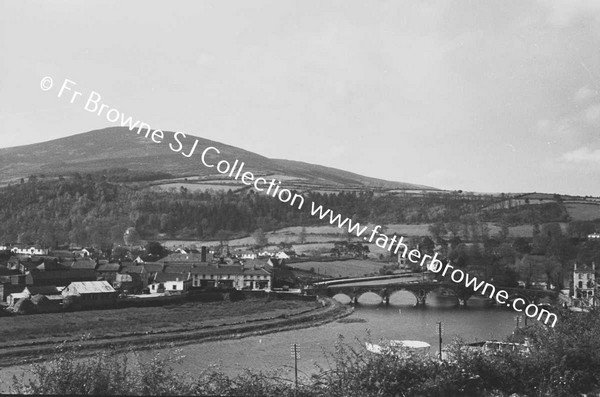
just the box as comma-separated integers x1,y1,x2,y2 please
65,280,116,294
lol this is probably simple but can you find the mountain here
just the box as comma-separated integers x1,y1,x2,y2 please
0,127,436,191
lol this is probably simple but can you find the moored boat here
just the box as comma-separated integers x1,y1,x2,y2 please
365,340,431,356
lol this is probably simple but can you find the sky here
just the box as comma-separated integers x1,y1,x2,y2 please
1,0,599,196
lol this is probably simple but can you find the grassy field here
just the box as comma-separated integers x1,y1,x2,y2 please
152,182,245,192
288,259,387,278
564,202,600,221
0,298,318,346
163,221,550,252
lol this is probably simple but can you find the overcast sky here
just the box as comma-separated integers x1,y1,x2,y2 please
1,0,599,195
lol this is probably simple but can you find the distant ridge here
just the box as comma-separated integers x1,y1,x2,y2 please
0,127,437,191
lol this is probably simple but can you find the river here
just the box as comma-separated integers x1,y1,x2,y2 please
145,292,518,383
0,293,520,392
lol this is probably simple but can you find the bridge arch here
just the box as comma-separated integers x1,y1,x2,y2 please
388,289,422,305
332,293,352,304
428,287,460,306
356,291,384,305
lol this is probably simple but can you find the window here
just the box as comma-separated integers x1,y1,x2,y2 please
173,285,177,290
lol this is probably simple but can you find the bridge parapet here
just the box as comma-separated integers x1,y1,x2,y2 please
306,280,559,306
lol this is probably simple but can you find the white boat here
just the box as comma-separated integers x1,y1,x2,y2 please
365,340,431,357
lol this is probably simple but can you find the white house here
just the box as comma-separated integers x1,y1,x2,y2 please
11,246,49,255
239,251,258,260
149,272,191,294
572,263,597,308
189,264,272,290
276,251,290,260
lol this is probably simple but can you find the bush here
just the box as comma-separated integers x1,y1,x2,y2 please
12,341,192,396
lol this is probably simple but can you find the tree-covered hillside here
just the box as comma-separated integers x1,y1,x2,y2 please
0,171,589,248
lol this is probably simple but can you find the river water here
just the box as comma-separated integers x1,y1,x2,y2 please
0,293,519,392
147,293,518,382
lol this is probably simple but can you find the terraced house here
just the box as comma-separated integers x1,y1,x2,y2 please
190,263,271,290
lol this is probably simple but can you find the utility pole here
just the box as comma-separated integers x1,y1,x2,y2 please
291,343,299,396
437,321,443,360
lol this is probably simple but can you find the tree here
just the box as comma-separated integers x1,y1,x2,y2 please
123,227,140,246
252,228,268,247
577,240,600,265
298,226,307,244
567,221,596,239
497,223,510,242
146,241,166,258
428,222,447,243
419,236,435,255
446,221,461,238
512,237,531,254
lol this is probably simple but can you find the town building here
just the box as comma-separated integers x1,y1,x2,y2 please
7,285,62,306
149,272,191,294
62,280,117,308
10,245,49,256
572,263,597,308
189,263,271,290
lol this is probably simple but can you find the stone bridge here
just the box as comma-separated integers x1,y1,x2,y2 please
306,280,558,307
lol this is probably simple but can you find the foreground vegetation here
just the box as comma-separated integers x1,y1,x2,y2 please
10,309,600,396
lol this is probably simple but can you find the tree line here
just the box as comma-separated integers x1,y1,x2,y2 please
0,173,588,249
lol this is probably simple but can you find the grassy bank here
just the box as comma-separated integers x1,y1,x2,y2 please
0,298,316,345
0,297,351,367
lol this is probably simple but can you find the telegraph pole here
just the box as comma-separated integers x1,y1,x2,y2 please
291,343,299,396
437,321,443,360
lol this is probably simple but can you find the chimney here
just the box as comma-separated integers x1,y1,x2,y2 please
201,246,207,262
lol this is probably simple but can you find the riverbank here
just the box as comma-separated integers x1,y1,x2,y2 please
0,296,352,368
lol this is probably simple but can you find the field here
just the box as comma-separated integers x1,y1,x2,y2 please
288,259,387,278
162,222,550,253
151,182,245,192
0,298,317,346
564,202,600,221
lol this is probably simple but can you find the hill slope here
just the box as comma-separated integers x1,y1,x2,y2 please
0,127,435,190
